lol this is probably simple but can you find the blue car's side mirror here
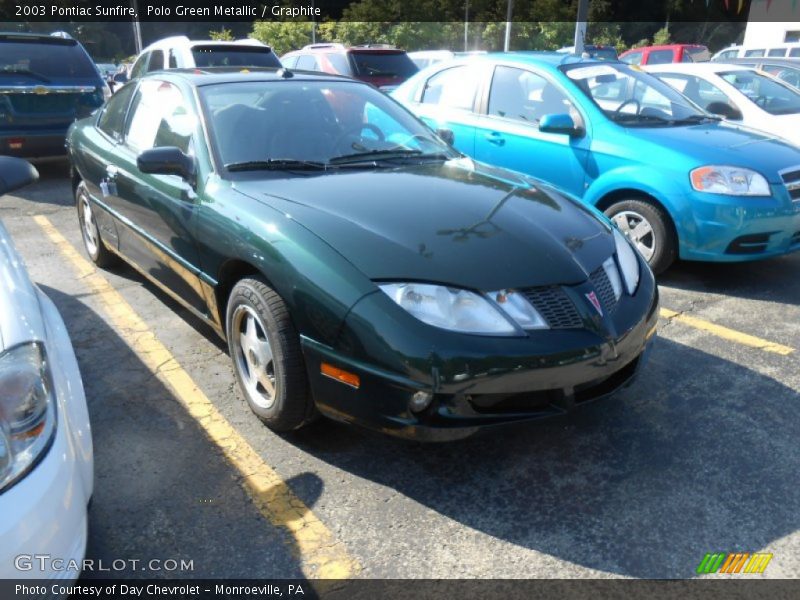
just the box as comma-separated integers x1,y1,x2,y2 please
539,113,582,137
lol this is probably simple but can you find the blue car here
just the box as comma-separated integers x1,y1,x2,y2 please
393,53,800,272
0,32,109,160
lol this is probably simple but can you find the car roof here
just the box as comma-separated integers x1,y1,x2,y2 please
722,57,800,66
144,36,268,52
141,66,356,86
466,51,601,68
0,31,78,44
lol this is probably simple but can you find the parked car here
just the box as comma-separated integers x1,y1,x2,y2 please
557,44,619,61
646,63,800,145
409,50,456,69
0,156,93,579
713,43,800,61
393,53,800,272
67,69,658,441
281,43,418,90
128,36,280,80
620,44,710,65
712,56,800,90
0,32,110,159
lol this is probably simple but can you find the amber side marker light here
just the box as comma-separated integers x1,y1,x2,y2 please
321,362,360,389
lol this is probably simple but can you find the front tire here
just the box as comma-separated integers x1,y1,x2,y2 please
75,181,118,268
226,277,313,432
605,199,676,274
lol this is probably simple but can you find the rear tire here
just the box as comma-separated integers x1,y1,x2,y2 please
75,181,118,268
605,199,676,274
226,277,314,432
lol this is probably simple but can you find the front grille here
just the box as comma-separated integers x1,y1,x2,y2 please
520,286,583,329
781,167,800,201
589,264,619,314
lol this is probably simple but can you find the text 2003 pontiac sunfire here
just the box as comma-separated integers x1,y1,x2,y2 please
67,68,658,441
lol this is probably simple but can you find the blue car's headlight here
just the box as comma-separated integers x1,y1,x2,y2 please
379,283,547,334
690,166,770,196
614,229,641,295
0,343,57,493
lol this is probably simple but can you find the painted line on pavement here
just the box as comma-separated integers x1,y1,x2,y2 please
660,308,794,356
33,215,360,579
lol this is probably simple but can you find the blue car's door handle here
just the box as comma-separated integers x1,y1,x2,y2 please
485,132,505,146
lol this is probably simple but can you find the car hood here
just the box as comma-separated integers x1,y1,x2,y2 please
0,221,44,351
624,122,800,181
233,160,615,291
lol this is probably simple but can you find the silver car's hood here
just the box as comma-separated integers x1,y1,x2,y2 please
0,221,44,351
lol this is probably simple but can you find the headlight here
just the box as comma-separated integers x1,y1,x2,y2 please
614,229,640,295
0,343,57,493
380,283,521,334
690,166,770,196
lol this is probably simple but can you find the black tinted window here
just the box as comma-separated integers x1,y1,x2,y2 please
348,52,418,78
647,50,675,65
148,51,164,72
0,38,97,79
191,46,280,68
97,83,135,140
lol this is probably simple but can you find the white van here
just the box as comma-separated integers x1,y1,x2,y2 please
713,43,800,60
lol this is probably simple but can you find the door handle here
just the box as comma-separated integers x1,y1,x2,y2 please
485,132,505,146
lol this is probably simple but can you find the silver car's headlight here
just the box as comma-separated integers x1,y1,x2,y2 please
614,229,640,295
0,343,57,493
380,283,545,335
690,166,770,196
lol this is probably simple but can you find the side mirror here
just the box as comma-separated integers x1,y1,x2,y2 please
436,128,455,145
705,101,742,120
539,113,581,136
137,147,195,182
0,157,39,196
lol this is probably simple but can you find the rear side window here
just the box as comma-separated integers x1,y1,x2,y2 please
324,53,351,75
768,48,787,57
190,46,280,68
791,48,800,57
744,49,765,57
0,38,97,79
421,65,482,110
147,50,164,72
168,49,179,69
296,55,319,70
125,80,196,154
97,83,136,140
646,50,675,65
348,52,418,79
716,50,738,60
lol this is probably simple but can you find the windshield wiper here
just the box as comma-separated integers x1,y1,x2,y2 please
328,148,451,165
225,159,328,172
670,114,721,125
0,67,51,83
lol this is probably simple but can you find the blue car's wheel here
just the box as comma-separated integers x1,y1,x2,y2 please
606,199,676,274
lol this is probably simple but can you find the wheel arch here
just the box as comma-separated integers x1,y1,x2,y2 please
593,188,680,249
213,259,263,338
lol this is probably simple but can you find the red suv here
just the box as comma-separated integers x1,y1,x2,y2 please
619,44,710,65
281,43,418,90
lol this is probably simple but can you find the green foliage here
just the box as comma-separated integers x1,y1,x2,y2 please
652,26,671,46
251,21,314,55
209,28,235,42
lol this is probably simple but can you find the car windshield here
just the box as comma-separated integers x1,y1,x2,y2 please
0,38,97,79
719,70,800,115
199,80,456,170
562,62,708,126
348,52,418,79
191,46,281,68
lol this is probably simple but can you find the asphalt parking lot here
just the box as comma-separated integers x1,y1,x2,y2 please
3,161,799,581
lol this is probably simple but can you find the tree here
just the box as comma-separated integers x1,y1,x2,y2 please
209,28,235,41
251,21,314,55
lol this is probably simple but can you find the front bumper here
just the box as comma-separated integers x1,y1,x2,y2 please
678,185,800,262
302,270,659,441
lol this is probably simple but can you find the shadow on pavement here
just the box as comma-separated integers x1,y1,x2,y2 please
291,336,800,578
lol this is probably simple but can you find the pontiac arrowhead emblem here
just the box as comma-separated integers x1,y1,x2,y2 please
586,291,603,316
33,86,49,95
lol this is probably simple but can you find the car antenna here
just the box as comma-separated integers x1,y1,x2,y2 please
276,68,294,79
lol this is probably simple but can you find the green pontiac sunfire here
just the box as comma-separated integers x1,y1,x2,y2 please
67,68,659,441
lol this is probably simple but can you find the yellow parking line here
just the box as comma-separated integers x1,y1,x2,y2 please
33,215,360,579
659,308,794,356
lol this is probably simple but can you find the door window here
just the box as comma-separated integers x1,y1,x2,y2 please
147,50,165,72
646,50,675,65
97,83,136,141
296,55,319,70
421,65,482,110
768,48,787,57
125,80,195,154
488,66,573,124
129,52,148,79
621,51,643,65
